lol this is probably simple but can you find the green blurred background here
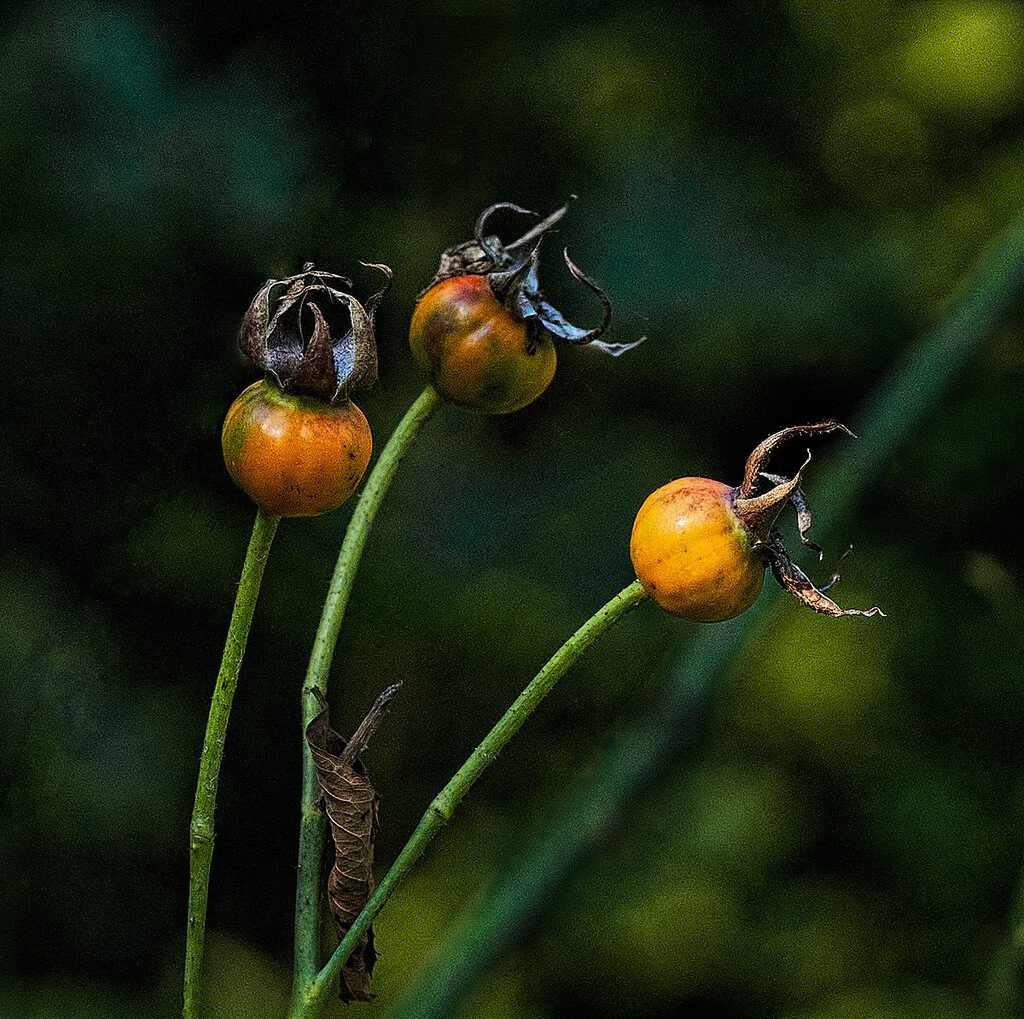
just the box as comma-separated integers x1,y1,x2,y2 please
3,2,1024,1017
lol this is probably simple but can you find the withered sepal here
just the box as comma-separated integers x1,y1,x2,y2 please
239,263,392,405
734,421,854,543
729,421,884,617
758,535,885,617
425,200,643,357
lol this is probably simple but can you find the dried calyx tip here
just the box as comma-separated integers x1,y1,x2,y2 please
734,422,882,618
505,196,576,251
759,465,821,558
739,420,852,500
476,203,538,262
238,263,388,403
560,248,612,342
428,198,643,355
760,535,885,617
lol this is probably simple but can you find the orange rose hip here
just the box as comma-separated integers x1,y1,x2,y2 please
222,379,372,517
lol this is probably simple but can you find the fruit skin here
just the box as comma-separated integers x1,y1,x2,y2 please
409,275,557,414
630,477,765,622
222,380,372,517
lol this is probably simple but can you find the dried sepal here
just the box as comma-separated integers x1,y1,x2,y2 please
425,199,641,355
734,451,811,544
305,683,400,1001
734,421,854,543
759,535,885,617
738,421,854,499
238,264,391,405
360,261,394,318
287,302,334,396
430,202,544,284
534,250,644,356
818,546,855,592
758,471,823,558
731,422,882,618
784,483,822,558
488,237,544,305
474,201,539,266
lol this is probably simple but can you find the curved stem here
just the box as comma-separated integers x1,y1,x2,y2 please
291,579,650,1017
183,506,280,1019
290,384,443,999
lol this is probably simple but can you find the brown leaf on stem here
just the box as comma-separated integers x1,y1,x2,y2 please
305,684,400,1001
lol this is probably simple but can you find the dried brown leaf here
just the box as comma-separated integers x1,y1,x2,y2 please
305,684,400,1001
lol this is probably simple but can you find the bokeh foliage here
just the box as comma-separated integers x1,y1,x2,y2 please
2,1,1024,1017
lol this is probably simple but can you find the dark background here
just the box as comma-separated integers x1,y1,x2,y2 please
3,2,1024,1017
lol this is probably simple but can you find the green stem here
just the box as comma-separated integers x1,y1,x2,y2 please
183,506,280,1019
290,384,443,999
290,579,650,1017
